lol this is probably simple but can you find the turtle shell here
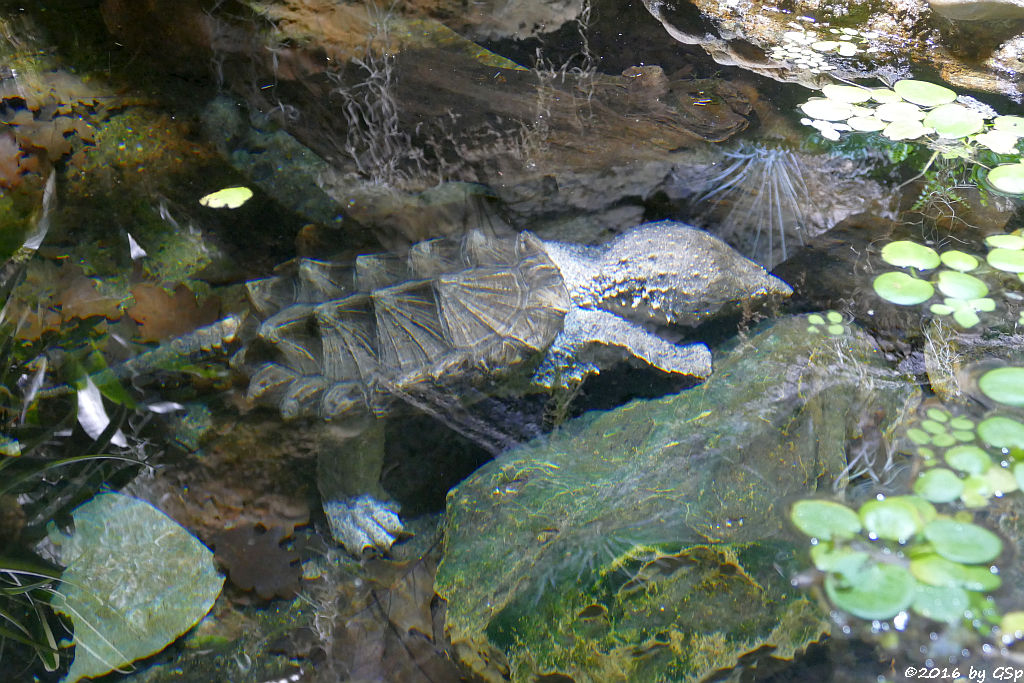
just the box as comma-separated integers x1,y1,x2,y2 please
243,230,569,419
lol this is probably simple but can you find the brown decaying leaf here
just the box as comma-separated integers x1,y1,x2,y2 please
213,522,303,601
127,282,221,343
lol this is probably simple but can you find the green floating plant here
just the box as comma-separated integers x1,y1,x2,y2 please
806,310,847,335
798,78,1024,195
791,494,1003,623
871,230,1024,329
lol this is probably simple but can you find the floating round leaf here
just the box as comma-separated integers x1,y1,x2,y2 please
823,84,873,103
939,250,978,271
199,186,254,209
912,584,970,624
800,98,856,121
791,499,861,540
910,552,998,589
930,303,954,316
826,311,843,323
985,234,1024,250
976,130,1020,155
876,101,926,122
944,445,992,475
883,120,932,141
860,497,923,541
926,408,950,422
893,79,957,106
952,307,981,328
1002,612,1024,641
978,416,1024,450
848,116,887,132
923,519,1002,564
914,468,964,503
936,270,988,300
880,241,940,269
922,104,984,139
825,563,916,620
807,314,826,325
1014,463,1024,492
961,474,994,508
873,272,934,305
870,88,903,103
994,116,1024,134
987,163,1024,196
810,544,869,574
978,367,1024,407
987,247,1024,273
983,465,1018,495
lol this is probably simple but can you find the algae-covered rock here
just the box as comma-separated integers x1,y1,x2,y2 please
50,492,224,683
436,315,918,682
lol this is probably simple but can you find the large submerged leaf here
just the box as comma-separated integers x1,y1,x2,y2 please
50,492,224,683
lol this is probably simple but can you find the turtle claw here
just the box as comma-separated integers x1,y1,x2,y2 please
323,494,405,555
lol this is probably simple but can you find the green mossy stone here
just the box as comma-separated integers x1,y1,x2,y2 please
893,79,957,107
873,272,934,305
825,563,916,620
923,519,1002,564
978,367,1024,407
791,500,862,540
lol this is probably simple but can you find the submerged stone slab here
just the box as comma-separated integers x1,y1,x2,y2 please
436,315,918,682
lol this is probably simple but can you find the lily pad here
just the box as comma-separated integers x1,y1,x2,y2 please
822,84,873,103
800,98,855,121
943,444,992,475
883,120,932,141
923,519,1002,564
810,544,869,575
978,416,1024,450
939,250,978,271
876,101,925,122
859,497,924,542
880,240,940,269
873,271,934,305
913,468,964,503
824,563,915,620
893,79,957,107
984,234,1024,250
987,163,1024,196
922,103,984,139
976,130,1020,155
791,499,861,540
847,116,887,132
979,366,1024,407
911,584,970,624
994,116,1024,134
50,493,224,683
935,270,987,299
987,247,1024,273
198,186,253,209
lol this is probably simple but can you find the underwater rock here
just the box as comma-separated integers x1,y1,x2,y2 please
644,0,1024,98
928,0,1024,20
436,314,918,682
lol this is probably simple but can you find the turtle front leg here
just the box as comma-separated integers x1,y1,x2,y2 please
316,418,406,555
532,306,712,388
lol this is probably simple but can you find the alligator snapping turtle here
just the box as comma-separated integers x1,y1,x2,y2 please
224,220,792,553
238,220,792,422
